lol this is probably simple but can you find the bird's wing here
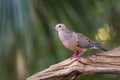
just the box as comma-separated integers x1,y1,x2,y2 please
75,33,99,48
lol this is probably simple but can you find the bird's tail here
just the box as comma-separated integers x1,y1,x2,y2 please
90,41,108,51
97,46,108,51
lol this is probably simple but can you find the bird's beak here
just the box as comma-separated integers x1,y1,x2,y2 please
53,27,56,31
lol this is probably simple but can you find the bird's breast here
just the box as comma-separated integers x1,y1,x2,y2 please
63,40,86,52
62,39,78,51
58,31,85,52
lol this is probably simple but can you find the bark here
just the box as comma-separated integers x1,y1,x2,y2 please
27,47,120,80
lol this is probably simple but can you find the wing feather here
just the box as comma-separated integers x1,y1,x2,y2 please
76,33,99,48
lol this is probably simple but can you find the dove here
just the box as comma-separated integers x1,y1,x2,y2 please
54,23,107,58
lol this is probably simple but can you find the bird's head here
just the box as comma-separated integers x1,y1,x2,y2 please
54,23,67,32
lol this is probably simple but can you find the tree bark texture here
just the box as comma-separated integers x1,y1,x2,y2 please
27,47,120,80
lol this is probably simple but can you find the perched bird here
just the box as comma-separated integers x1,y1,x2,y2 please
54,23,107,58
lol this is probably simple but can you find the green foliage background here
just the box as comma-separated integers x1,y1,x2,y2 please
0,0,120,80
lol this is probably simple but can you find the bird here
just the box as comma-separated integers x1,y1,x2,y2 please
54,23,107,58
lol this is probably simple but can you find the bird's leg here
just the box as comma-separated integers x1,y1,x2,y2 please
70,52,78,59
77,52,84,58
71,52,81,59
72,53,78,57
76,50,87,58
71,50,86,59
72,50,86,59
71,52,82,59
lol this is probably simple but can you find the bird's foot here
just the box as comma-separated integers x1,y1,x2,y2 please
70,53,81,59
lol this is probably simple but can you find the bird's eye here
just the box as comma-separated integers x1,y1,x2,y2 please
59,25,61,28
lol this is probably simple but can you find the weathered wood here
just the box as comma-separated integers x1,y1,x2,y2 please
27,47,120,80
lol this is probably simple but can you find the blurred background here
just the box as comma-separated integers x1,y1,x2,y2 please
0,0,120,80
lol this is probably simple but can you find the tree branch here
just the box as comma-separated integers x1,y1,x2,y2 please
27,47,120,80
